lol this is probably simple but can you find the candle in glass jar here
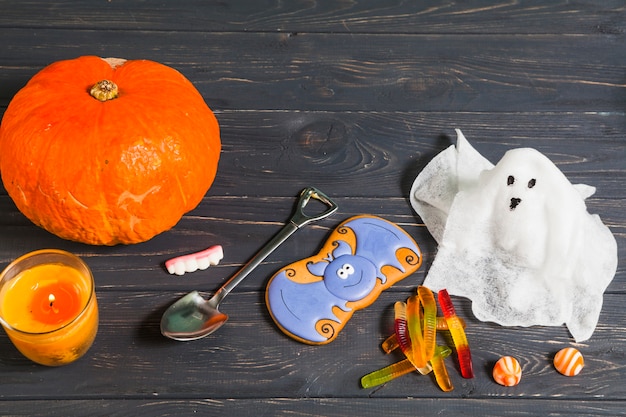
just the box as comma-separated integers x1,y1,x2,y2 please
0,250,98,366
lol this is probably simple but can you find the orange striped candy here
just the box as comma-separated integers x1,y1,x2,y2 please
492,356,522,386
554,347,584,376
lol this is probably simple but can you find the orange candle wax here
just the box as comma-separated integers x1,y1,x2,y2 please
0,250,98,366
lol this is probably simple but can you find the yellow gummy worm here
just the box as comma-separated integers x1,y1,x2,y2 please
360,359,424,389
430,345,454,392
360,345,452,389
418,286,437,363
393,301,430,374
406,295,427,368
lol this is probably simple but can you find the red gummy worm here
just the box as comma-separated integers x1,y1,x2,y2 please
438,289,474,379
393,302,411,354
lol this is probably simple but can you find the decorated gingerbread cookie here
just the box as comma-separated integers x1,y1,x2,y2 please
266,215,422,345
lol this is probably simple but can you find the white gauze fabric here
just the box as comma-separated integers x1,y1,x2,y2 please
410,129,618,342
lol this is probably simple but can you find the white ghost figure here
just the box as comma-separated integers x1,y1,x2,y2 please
411,129,618,342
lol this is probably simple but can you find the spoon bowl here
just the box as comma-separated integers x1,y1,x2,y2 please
160,291,228,341
160,187,338,341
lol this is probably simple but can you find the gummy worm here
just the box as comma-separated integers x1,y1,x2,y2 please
406,295,427,368
393,302,431,375
360,359,416,389
431,345,454,392
382,317,466,354
360,345,453,389
438,289,474,379
418,286,437,364
394,302,411,353
381,334,398,354
165,245,224,276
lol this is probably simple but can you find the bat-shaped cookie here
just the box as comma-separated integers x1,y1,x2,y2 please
266,215,422,344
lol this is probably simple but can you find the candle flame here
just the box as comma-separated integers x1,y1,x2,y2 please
48,293,56,306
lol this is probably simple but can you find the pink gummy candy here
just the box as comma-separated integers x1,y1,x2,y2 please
165,245,224,276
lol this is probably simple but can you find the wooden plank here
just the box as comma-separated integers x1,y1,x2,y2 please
0,291,623,400
1,30,625,112
2,398,626,417
211,111,626,197
0,194,623,291
0,0,624,35
0,110,623,198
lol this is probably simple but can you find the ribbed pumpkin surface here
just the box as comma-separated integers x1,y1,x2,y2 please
0,56,221,245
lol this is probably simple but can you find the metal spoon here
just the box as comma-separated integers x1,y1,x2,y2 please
160,187,338,341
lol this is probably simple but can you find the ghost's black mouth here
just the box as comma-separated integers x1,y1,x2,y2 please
510,197,522,210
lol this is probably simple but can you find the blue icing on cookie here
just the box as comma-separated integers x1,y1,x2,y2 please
318,253,378,301
342,216,417,282
266,270,350,343
267,216,421,344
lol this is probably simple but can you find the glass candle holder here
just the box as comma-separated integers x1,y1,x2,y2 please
0,249,98,366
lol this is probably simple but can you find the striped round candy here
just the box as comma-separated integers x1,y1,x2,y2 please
492,356,522,386
554,347,584,376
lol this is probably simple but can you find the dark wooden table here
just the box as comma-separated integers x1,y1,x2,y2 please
1,2,624,416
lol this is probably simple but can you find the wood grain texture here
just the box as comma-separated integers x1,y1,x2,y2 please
3,398,626,417
0,0,624,35
1,30,625,112
0,291,624,397
0,1,624,416
0,111,623,197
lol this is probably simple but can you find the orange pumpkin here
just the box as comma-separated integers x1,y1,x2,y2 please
0,56,221,245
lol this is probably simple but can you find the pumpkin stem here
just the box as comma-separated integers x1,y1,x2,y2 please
90,80,118,102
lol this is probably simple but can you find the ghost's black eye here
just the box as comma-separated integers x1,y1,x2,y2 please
507,175,515,186
528,178,536,188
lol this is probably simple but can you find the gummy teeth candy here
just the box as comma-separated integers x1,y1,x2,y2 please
165,245,224,276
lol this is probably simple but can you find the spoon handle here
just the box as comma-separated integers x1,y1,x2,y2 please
210,187,338,306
